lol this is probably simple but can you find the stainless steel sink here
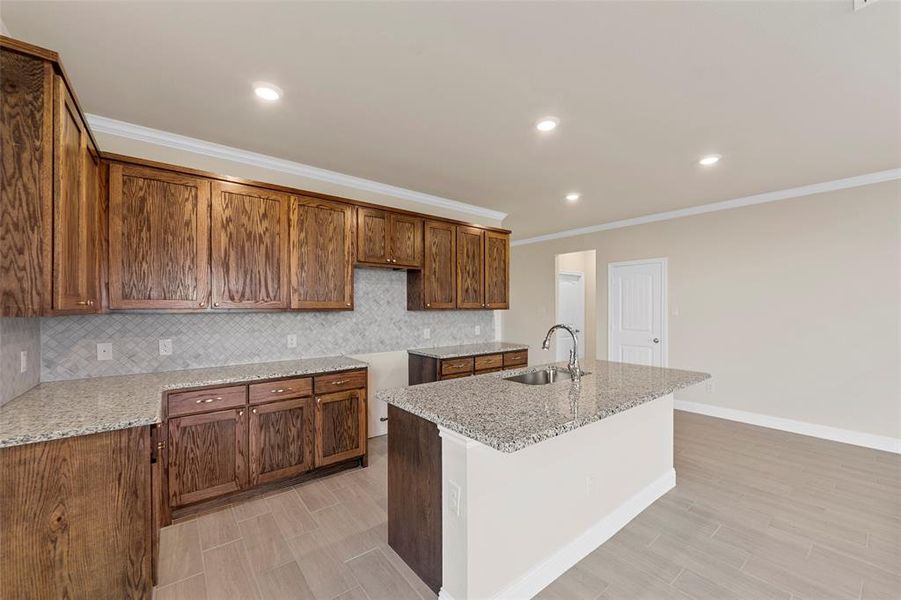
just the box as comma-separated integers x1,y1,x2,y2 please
504,368,589,385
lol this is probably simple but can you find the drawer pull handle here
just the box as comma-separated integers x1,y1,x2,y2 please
331,380,348,385
271,388,291,393
195,396,222,404
252,408,257,414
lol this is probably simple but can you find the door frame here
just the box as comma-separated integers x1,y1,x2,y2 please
607,257,669,367
556,270,586,361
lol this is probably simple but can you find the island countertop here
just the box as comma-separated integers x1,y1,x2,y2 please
0,356,369,449
407,341,529,359
378,360,710,452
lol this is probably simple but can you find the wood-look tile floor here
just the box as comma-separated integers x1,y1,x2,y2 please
154,412,900,600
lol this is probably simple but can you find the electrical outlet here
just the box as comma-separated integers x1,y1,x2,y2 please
475,325,481,335
286,334,298,348
19,350,27,373
159,339,173,356
97,343,112,361
447,480,462,517
706,380,715,393
422,328,431,340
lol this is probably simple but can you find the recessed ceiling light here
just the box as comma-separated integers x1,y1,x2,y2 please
699,154,721,166
535,117,559,132
253,82,282,101
565,192,581,202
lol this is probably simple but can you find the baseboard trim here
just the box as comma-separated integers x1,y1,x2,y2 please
491,467,676,600
674,400,901,455
437,590,456,600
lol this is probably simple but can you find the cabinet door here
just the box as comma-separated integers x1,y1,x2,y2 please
109,164,211,310
423,220,456,308
389,213,423,268
249,397,315,486
315,389,367,467
168,408,247,507
211,182,289,308
484,231,510,309
356,207,389,265
52,76,97,312
290,196,354,309
456,226,485,309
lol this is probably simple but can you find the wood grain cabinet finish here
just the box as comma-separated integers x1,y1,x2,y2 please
389,212,423,268
456,226,486,309
167,407,248,507
0,426,152,599
484,231,510,309
356,207,389,265
108,164,210,310
290,196,354,310
249,397,315,486
315,389,367,467
52,75,99,313
0,47,53,317
211,181,289,309
357,207,423,268
408,220,456,310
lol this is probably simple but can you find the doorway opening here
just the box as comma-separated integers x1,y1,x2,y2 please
554,250,597,363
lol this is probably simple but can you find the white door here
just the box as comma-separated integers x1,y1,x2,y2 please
556,272,585,361
608,259,667,367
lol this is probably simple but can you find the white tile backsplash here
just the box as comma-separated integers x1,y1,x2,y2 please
41,268,495,381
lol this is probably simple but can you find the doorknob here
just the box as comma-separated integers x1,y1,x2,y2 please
652,338,660,344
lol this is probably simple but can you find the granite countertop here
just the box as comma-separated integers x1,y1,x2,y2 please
378,360,710,453
0,356,369,449
407,341,529,359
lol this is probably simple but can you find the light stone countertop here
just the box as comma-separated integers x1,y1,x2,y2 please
407,341,529,359
378,360,710,453
0,356,369,448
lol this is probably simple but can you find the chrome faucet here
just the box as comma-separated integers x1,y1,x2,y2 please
541,324,582,382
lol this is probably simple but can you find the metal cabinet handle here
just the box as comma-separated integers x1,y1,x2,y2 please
195,396,223,404
346,302,351,307
75,300,94,306
316,397,321,403
426,303,431,307
213,302,220,307
271,388,291,393
331,380,348,385
252,408,257,414
199,301,206,307
238,410,244,416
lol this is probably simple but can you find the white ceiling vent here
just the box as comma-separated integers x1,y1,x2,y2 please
854,0,880,10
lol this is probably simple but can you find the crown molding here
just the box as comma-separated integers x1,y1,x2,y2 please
512,168,901,247
85,114,507,223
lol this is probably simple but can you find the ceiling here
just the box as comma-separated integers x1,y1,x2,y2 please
3,1,899,239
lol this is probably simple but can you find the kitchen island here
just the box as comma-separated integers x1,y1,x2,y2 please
379,360,709,599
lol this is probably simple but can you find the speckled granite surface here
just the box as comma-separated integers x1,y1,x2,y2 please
379,360,710,453
0,356,368,448
407,341,529,359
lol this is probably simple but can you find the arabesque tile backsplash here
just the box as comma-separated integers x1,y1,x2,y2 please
41,268,495,381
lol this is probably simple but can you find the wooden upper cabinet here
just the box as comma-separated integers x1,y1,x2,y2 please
484,231,510,309
315,389,367,467
356,207,389,265
456,226,485,309
408,220,456,310
108,164,210,310
52,76,98,313
249,397,315,486
290,197,354,310
389,213,423,268
357,207,423,267
211,182,289,309
168,407,247,507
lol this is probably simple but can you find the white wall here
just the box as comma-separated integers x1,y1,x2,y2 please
505,181,901,441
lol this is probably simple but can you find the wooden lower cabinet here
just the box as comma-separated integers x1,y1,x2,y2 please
316,389,367,467
408,350,528,385
168,408,248,507
0,427,153,599
249,397,315,486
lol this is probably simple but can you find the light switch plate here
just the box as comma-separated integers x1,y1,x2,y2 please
447,480,462,517
97,343,112,361
475,325,481,335
422,328,431,340
19,350,27,373
159,339,173,356
287,334,298,348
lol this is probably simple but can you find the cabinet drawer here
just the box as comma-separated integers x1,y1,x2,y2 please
503,351,528,367
440,357,474,376
439,372,471,381
167,385,246,418
314,370,367,394
474,353,503,371
249,376,312,405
